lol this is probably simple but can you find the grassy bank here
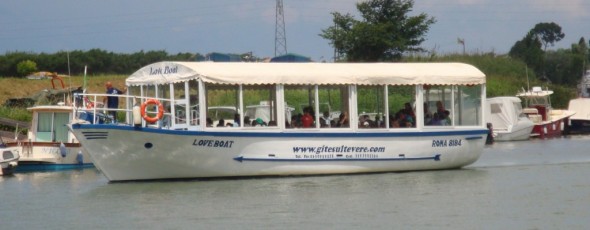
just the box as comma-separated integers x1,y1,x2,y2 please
0,75,126,124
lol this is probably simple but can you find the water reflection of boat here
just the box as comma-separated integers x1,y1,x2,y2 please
517,87,576,138
5,105,93,172
69,62,488,182
486,97,534,141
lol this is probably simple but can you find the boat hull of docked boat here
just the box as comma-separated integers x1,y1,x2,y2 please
486,97,535,141
567,98,590,134
518,87,576,138
0,142,20,175
6,105,94,171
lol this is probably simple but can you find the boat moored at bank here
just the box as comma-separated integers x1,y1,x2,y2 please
69,61,488,182
5,105,93,171
486,96,534,141
517,87,576,138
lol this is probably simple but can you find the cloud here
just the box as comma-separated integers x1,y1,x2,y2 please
526,0,589,18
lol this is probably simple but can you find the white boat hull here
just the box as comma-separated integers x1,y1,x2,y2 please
4,142,93,171
71,124,486,181
493,118,535,141
0,147,19,175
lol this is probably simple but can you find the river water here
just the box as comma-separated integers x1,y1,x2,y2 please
2,135,590,229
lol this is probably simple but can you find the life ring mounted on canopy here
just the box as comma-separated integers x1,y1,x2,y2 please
140,98,164,123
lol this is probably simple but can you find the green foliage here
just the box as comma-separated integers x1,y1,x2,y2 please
406,53,578,108
509,32,544,75
16,60,37,77
0,49,199,77
531,22,565,51
320,0,435,62
544,49,586,86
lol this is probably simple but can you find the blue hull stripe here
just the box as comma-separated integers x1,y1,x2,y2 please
233,154,441,162
16,163,94,172
72,124,488,138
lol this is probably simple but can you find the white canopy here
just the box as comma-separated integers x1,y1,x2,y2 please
568,98,590,121
126,61,486,86
486,97,523,130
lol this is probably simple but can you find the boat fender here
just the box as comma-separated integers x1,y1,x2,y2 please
59,142,67,157
133,103,142,126
140,99,164,123
76,150,83,164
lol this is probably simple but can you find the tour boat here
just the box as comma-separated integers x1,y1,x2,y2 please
517,87,576,138
4,105,94,171
69,61,489,182
486,97,534,141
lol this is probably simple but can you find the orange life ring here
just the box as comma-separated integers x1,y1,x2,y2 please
140,99,164,123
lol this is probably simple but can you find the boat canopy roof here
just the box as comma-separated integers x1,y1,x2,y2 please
126,61,486,86
516,86,553,97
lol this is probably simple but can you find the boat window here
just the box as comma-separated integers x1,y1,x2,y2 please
453,85,482,126
318,85,349,128
243,84,278,127
387,85,416,128
285,85,317,128
206,84,239,128
188,80,199,126
357,85,386,129
36,112,70,142
424,85,453,126
171,82,187,128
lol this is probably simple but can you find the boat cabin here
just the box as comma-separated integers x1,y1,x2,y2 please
518,86,553,122
78,62,486,132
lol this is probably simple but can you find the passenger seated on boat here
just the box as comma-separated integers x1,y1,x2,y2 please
389,114,398,128
429,113,442,125
206,118,213,127
253,118,267,127
423,102,432,125
433,101,450,126
289,115,301,128
397,102,416,127
233,113,240,127
391,111,411,128
268,120,277,126
244,116,252,127
217,119,226,127
359,114,373,128
441,110,451,125
320,111,332,128
336,112,349,128
302,111,313,128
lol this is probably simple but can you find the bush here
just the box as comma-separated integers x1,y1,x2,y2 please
16,60,37,77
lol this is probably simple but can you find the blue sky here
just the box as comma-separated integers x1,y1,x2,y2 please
1,0,588,62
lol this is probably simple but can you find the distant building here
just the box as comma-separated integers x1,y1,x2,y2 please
270,53,311,63
198,52,243,62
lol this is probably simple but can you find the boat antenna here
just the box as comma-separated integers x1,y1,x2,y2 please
83,65,87,91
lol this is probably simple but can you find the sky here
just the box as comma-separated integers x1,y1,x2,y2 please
0,0,588,62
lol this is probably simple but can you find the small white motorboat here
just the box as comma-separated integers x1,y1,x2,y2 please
486,97,534,141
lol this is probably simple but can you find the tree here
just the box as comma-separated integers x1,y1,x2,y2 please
509,31,544,75
320,0,435,62
531,22,565,51
16,60,37,77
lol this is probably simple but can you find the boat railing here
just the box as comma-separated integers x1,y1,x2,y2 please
73,93,174,129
